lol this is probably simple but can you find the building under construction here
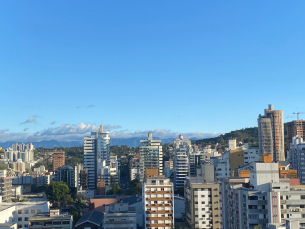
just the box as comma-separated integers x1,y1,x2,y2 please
287,120,305,143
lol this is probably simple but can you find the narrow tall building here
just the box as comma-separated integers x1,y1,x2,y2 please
53,151,65,171
143,176,174,229
84,125,110,190
258,104,285,162
173,134,191,189
139,132,163,182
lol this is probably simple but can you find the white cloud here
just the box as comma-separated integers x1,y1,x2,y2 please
20,115,39,125
0,123,219,142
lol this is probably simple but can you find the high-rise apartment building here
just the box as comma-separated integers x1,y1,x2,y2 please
173,134,191,189
53,151,65,172
185,165,221,229
258,104,285,162
287,120,305,143
84,125,110,190
220,162,305,229
143,176,174,229
139,132,163,182
55,165,77,188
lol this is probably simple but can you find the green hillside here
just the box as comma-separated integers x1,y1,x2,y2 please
194,123,289,150
194,127,259,147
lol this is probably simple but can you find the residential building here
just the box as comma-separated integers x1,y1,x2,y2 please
143,176,174,229
258,104,285,162
97,160,119,187
75,211,103,229
0,201,49,229
288,136,305,184
55,165,77,188
52,151,65,172
84,125,110,190
29,211,72,229
0,173,13,202
173,135,191,189
164,159,173,178
220,162,305,229
189,152,201,176
129,157,140,181
139,132,163,182
79,169,88,190
103,202,136,229
12,159,25,173
184,165,221,229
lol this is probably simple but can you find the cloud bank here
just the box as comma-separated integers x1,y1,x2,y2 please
0,123,219,142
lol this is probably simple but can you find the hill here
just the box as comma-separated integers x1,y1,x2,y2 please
194,127,259,147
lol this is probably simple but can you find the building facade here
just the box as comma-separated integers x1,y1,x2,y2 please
288,136,305,184
287,120,305,143
84,125,110,190
173,135,190,189
53,151,65,172
139,132,163,182
258,104,285,162
103,203,136,229
143,176,174,229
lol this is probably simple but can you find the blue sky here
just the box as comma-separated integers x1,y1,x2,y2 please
0,1,304,142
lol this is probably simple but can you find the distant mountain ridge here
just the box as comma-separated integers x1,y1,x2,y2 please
0,137,197,148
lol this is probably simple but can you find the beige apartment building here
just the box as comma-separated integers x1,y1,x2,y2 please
52,151,65,171
143,176,174,229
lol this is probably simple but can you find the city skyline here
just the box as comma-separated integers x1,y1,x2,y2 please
1,1,305,142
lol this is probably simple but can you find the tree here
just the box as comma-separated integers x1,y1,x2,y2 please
126,180,142,195
45,181,73,207
106,182,123,195
70,195,86,225
175,186,184,196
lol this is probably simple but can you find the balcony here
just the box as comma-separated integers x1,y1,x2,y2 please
146,217,173,221
146,197,173,201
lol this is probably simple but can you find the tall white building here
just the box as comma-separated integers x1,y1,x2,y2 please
173,135,191,189
143,176,174,229
139,132,163,182
84,125,110,190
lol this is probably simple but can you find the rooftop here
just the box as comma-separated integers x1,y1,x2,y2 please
75,210,103,227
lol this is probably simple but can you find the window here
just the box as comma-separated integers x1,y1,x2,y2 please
31,209,35,214
18,225,22,229
109,219,114,222
62,221,70,225
18,217,22,221
24,217,28,221
24,210,29,214
37,210,41,213
18,210,22,214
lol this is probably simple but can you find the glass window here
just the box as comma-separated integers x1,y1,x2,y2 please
24,210,29,214
37,210,41,213
18,210,22,214
18,217,22,221
31,210,35,214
